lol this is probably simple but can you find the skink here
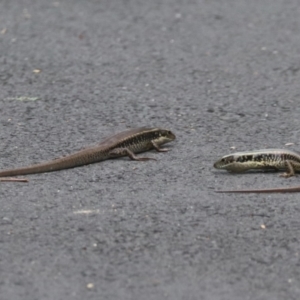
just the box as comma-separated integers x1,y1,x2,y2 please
213,149,300,193
0,127,175,178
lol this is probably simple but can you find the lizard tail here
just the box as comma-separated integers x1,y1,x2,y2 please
0,148,106,177
215,186,300,193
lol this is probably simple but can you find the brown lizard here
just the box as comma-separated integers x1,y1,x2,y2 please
0,127,175,180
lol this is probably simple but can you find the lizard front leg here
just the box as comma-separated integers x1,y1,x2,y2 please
280,160,296,178
151,141,169,152
109,148,156,161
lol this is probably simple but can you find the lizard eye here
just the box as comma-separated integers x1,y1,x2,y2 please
223,156,234,164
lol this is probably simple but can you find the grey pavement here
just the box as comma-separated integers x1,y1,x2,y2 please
1,0,300,299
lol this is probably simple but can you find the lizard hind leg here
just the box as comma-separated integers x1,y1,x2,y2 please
108,148,156,161
280,160,296,178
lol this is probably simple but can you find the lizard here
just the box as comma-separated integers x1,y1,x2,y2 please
213,149,300,193
0,127,176,179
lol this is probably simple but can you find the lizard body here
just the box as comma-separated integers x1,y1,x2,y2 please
0,127,175,177
213,149,300,193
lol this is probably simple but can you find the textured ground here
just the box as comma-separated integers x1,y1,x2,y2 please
1,0,300,299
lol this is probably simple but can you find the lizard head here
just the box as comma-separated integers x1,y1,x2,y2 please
214,152,256,172
214,154,236,170
154,129,176,145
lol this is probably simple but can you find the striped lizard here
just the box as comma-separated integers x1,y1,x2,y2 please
213,149,300,193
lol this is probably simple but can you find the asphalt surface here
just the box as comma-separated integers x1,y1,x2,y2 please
1,0,300,299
